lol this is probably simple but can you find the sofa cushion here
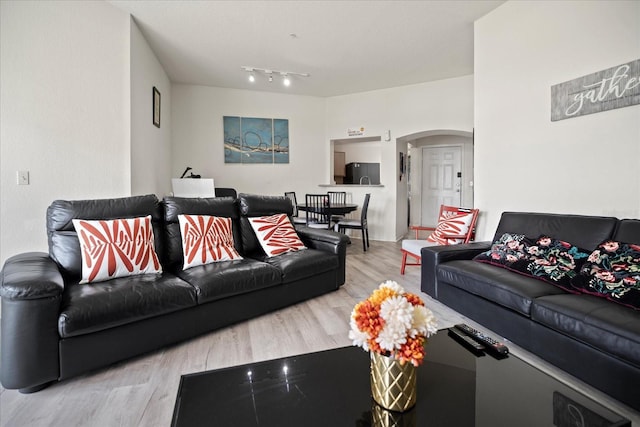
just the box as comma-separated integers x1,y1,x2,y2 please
176,258,281,304
248,213,306,257
531,294,640,367
473,232,529,266
178,214,242,269
58,273,196,338
475,234,589,293
402,238,439,256
163,197,242,271
570,240,640,310
257,248,339,284
493,212,618,251
72,216,162,284
437,260,565,316
614,219,640,243
47,195,164,282
238,194,294,256
519,236,589,292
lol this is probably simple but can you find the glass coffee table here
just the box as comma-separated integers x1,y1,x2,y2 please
171,330,630,426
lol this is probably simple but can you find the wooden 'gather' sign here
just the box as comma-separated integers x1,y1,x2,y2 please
551,59,640,121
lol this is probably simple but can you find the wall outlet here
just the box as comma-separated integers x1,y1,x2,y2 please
17,170,29,185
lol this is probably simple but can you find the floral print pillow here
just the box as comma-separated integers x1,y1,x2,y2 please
570,240,640,310
474,233,589,292
523,236,590,292
473,233,529,266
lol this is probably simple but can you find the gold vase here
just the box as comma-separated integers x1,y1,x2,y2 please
370,351,417,412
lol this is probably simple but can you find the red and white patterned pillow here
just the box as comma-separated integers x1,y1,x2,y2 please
73,216,162,284
426,209,475,245
248,213,307,257
178,214,242,269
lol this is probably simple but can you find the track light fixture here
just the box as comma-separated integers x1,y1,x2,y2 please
241,66,309,87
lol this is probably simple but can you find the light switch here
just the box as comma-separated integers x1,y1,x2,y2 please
17,170,29,185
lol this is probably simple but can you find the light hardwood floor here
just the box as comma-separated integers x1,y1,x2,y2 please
1,240,638,426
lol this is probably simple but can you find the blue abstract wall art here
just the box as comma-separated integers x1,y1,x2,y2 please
223,116,289,164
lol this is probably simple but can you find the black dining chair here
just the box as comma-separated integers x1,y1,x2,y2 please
337,193,371,251
327,191,347,229
284,192,306,225
305,194,332,229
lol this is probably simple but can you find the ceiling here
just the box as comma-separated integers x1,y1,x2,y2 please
110,0,505,97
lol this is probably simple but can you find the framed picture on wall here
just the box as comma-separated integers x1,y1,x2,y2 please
153,87,161,128
223,116,289,164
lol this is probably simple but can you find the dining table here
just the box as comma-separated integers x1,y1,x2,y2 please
296,203,358,216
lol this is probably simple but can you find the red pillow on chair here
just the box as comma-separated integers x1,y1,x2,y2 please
426,208,475,245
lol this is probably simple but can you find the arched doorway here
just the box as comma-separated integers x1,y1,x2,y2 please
397,129,474,229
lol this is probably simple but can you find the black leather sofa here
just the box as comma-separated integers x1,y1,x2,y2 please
421,212,640,411
0,193,348,393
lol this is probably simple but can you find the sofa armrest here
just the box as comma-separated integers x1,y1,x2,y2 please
296,226,349,251
1,252,65,299
1,252,63,391
420,241,491,298
296,226,349,286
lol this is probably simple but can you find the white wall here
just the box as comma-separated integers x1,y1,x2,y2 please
0,1,131,264
130,19,172,197
474,0,640,241
171,84,327,197
326,75,475,241
171,80,476,243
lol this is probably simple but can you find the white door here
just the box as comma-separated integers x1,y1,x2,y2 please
421,146,462,226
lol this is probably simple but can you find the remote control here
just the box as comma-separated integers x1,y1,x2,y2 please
447,328,485,355
454,324,509,356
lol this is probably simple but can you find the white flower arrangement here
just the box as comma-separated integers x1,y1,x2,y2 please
349,280,438,366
